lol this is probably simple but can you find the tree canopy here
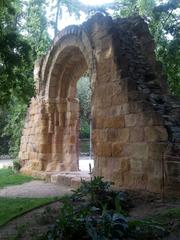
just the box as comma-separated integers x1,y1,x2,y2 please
0,0,33,104
114,0,180,95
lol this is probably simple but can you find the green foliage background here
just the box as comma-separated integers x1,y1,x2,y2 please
0,0,50,156
114,0,180,96
77,76,91,139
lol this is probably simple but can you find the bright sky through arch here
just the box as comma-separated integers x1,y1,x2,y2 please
48,0,114,36
80,0,113,5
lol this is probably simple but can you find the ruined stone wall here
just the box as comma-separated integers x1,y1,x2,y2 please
19,14,180,194
111,17,180,193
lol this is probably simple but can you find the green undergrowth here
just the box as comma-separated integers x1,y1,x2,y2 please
147,207,180,223
0,197,59,226
0,168,35,188
38,176,172,240
143,207,180,235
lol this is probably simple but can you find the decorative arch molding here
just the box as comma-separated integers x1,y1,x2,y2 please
19,14,180,195
35,25,96,99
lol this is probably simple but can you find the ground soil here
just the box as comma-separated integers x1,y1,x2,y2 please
0,201,62,240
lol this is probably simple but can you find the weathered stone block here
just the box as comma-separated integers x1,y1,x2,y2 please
20,152,29,160
117,128,130,142
107,129,118,141
104,116,125,128
120,158,131,172
39,144,51,153
20,143,27,152
144,126,168,142
130,127,144,142
125,113,144,127
107,128,129,143
109,104,129,116
148,143,167,160
125,143,148,160
94,143,112,157
52,144,62,153
166,162,180,177
67,102,79,112
112,143,124,157
130,158,143,173
38,153,51,161
49,87,58,98
128,101,144,113
144,111,164,126
93,117,104,129
29,152,38,160
31,160,42,171
111,94,128,105
69,135,76,144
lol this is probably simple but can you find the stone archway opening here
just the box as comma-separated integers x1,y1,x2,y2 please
76,75,94,171
46,45,95,173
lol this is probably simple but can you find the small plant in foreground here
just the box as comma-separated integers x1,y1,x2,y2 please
13,159,21,172
71,176,130,213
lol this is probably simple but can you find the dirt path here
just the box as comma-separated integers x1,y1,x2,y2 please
0,180,71,198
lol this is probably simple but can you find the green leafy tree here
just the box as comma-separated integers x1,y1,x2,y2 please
24,0,51,58
0,0,51,156
0,0,33,104
0,107,9,155
2,99,27,157
152,0,180,95
114,0,180,96
77,76,91,138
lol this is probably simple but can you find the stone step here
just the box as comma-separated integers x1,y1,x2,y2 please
45,171,91,189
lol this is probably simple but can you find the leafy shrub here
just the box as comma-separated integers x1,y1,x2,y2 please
80,119,90,139
0,108,10,155
39,176,167,240
77,76,91,139
42,201,129,240
13,159,21,172
71,176,130,213
2,100,28,158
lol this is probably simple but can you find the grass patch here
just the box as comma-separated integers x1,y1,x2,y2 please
0,168,35,188
145,207,180,224
0,197,59,226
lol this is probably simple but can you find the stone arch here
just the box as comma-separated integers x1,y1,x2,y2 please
19,14,180,195
42,28,96,172
34,26,96,172
45,29,96,100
